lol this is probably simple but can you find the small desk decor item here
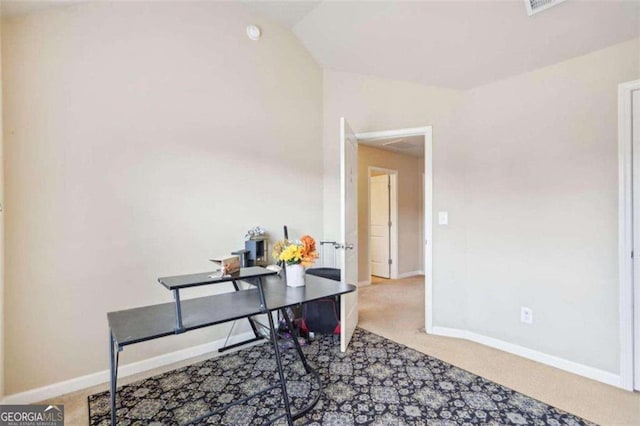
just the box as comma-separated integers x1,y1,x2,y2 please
244,226,268,266
209,255,241,275
272,235,319,287
244,226,265,241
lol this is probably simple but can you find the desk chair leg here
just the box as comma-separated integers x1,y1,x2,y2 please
280,309,312,374
267,312,294,426
109,331,120,426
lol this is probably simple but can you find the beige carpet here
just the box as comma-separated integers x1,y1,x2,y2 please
43,275,639,425
359,275,640,426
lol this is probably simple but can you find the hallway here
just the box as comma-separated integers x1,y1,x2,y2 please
359,275,424,334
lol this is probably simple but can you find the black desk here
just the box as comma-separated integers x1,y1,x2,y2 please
107,268,355,425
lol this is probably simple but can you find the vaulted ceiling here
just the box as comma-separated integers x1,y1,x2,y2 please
245,0,640,90
3,1,639,90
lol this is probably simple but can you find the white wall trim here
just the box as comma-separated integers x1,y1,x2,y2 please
424,128,434,334
397,270,424,279
618,79,640,391
358,280,372,287
366,166,399,280
356,126,431,140
1,331,255,404
431,326,622,388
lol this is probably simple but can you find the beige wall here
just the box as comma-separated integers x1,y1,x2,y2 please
322,70,468,329
2,2,322,394
357,145,424,282
461,38,640,373
323,38,640,376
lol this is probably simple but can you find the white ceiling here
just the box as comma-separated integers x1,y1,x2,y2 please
240,0,321,28
247,0,640,90
359,135,425,158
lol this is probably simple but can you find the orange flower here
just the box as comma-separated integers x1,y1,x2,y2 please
300,235,318,267
300,235,315,256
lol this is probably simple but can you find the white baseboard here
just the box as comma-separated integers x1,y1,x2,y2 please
397,270,423,279
1,331,255,404
358,280,371,287
430,326,622,388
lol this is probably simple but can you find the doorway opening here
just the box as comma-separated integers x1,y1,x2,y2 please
368,167,398,282
338,119,432,351
356,127,432,331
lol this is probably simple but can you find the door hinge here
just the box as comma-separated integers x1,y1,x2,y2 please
388,221,392,227
388,259,392,265
632,250,635,259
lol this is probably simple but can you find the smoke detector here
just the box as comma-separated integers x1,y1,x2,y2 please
524,0,566,16
246,25,261,41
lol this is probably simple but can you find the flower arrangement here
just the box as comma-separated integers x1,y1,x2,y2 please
272,235,319,267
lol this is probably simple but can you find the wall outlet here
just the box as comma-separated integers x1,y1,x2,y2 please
521,307,533,324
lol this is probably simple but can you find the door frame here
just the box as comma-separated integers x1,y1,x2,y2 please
367,167,399,281
356,126,433,333
617,79,640,391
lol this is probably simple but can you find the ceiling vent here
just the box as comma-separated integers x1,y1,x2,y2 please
524,0,566,16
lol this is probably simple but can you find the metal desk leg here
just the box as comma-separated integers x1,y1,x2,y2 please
233,280,262,337
267,311,294,426
257,276,268,312
218,280,264,353
280,308,312,374
109,330,120,426
173,289,184,333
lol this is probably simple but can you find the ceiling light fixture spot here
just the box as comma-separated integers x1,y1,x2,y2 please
246,25,261,41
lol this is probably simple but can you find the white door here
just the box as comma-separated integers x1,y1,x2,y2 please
633,89,640,390
370,175,390,278
340,117,358,352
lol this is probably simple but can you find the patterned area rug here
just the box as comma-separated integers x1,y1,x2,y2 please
89,328,593,425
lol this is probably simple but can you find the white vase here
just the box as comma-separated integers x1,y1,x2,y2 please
285,263,305,287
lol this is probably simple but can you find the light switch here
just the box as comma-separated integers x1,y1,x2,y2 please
438,211,448,225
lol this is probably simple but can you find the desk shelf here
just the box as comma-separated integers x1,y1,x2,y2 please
108,289,263,347
108,274,354,348
158,266,275,290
